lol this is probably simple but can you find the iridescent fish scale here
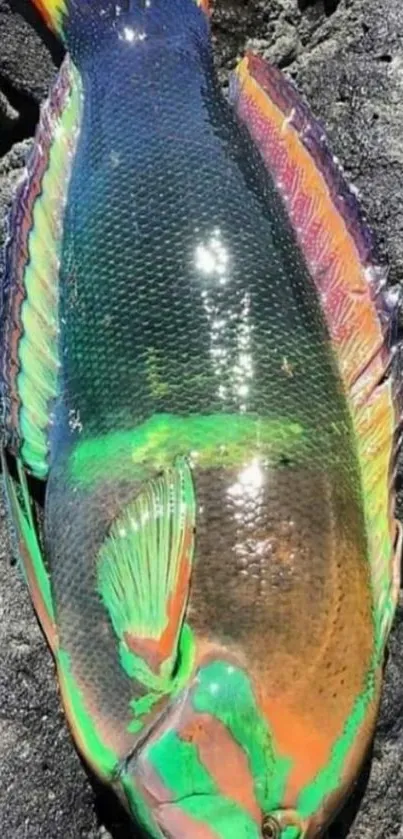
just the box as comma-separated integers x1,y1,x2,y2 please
1,1,400,838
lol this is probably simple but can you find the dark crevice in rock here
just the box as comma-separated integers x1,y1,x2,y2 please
298,0,341,15
0,74,39,157
91,773,140,838
212,0,266,77
9,0,64,67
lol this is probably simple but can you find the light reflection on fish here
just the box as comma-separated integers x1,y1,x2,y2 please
1,1,401,837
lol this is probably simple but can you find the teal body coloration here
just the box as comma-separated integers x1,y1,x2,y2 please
1,1,401,838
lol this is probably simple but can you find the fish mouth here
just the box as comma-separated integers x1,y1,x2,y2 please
153,795,263,839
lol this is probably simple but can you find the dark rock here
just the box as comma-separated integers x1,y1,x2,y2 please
1,0,403,837
0,0,62,155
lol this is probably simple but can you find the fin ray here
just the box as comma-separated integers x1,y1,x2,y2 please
97,457,196,687
0,56,82,478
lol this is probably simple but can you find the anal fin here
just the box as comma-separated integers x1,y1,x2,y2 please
229,54,401,646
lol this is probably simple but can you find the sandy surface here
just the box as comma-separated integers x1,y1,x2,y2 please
1,0,403,836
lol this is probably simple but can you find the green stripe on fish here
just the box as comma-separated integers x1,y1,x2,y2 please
192,662,291,812
70,413,308,487
147,731,261,838
177,793,261,838
57,649,118,779
297,662,379,818
1,453,56,641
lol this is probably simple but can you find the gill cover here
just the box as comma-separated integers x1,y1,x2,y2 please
122,654,307,839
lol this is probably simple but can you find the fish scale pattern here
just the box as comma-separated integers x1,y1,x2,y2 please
44,35,370,775
2,2,398,834
56,43,347,442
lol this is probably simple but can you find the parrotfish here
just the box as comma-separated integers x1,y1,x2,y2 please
1,0,401,837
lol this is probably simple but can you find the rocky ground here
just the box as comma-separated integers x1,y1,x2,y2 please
1,0,403,837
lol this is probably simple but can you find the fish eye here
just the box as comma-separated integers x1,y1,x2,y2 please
262,814,281,839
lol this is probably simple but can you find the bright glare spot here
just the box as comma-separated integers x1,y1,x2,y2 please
240,459,265,490
195,244,216,275
198,247,252,410
212,319,225,332
238,352,253,373
209,682,220,696
228,459,265,499
68,408,83,433
281,107,295,134
195,230,229,278
237,383,249,398
121,26,147,42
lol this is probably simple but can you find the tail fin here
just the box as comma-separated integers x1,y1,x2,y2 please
31,0,211,47
31,0,67,40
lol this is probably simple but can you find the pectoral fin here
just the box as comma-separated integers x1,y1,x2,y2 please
97,457,196,692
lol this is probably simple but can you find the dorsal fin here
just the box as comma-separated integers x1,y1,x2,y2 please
97,457,196,690
229,54,402,646
0,56,82,478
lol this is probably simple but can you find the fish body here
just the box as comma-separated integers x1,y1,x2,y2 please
1,1,401,838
